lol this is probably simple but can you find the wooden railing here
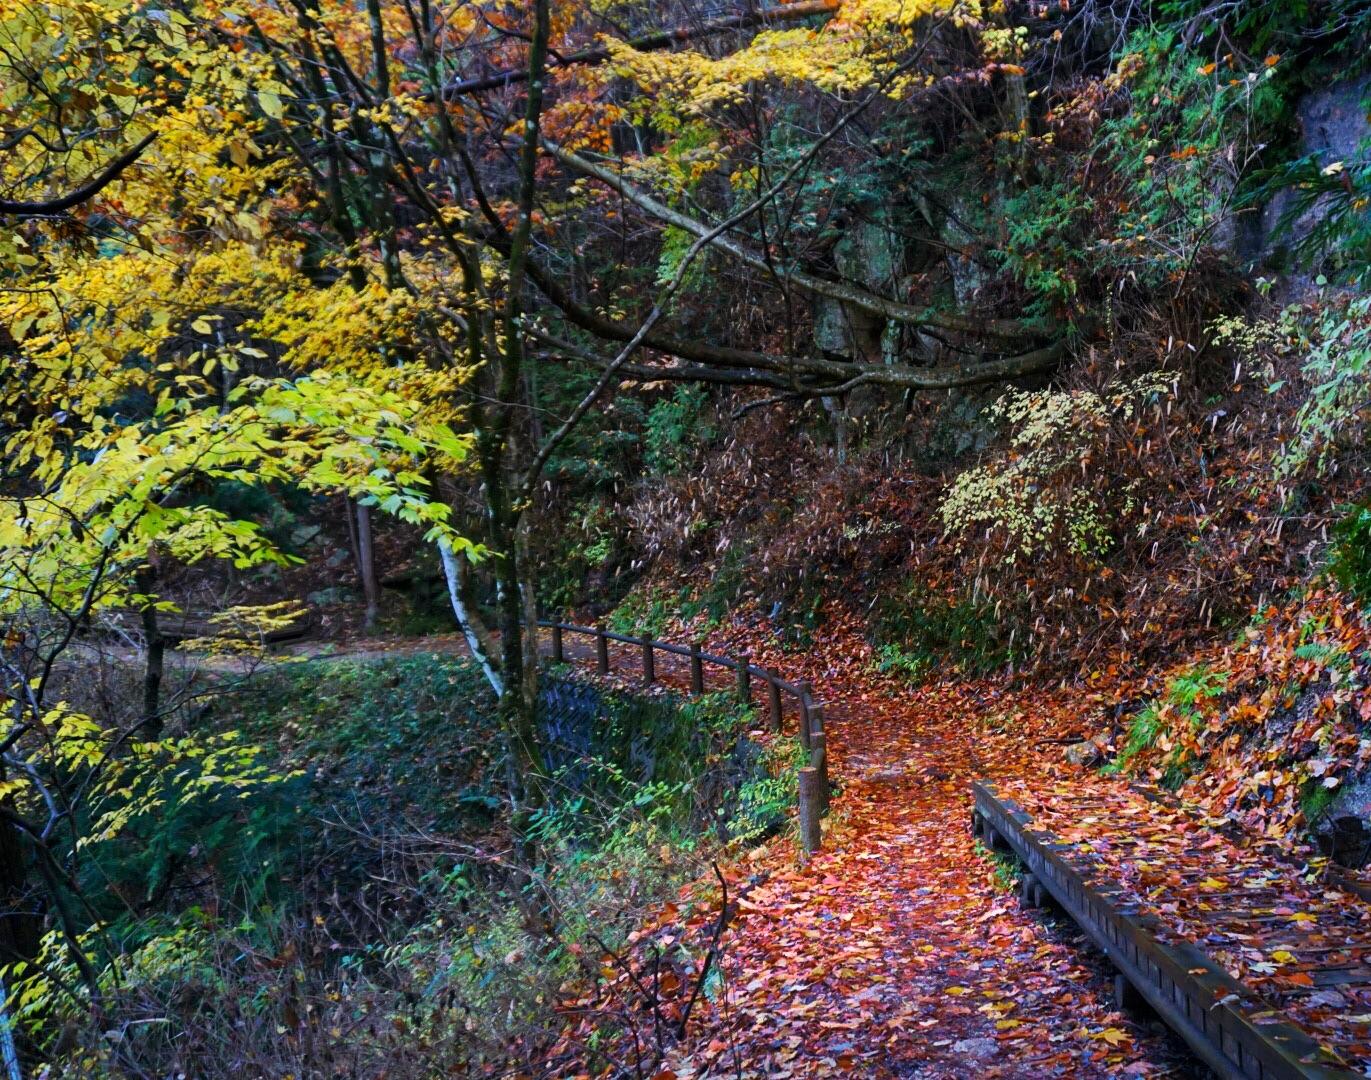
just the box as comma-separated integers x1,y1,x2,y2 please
973,781,1361,1080
538,620,831,851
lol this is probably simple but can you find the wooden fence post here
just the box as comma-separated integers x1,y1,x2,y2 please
810,731,829,813
551,623,564,664
766,668,783,733
797,681,813,750
809,703,825,736
641,638,656,684
689,641,704,694
798,767,823,854
735,655,751,704
595,623,610,676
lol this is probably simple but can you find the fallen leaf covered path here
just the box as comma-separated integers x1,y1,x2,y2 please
182,626,1202,1074
548,628,1201,1079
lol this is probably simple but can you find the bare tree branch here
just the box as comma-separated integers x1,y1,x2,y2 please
543,140,1051,343
0,133,155,217
533,327,1066,391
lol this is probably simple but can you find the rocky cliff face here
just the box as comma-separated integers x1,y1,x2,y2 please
1234,73,1370,279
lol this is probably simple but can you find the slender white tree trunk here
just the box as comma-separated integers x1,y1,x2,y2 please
439,539,504,695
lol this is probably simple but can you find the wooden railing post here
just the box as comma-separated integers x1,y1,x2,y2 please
551,623,564,664
798,767,822,854
810,731,829,813
595,622,610,676
689,641,704,694
766,668,783,733
641,637,656,684
735,655,751,704
797,681,813,750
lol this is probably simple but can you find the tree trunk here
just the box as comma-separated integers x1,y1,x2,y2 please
134,561,164,736
516,521,540,722
438,539,503,694
354,501,381,633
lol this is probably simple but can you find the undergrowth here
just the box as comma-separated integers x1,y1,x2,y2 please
16,655,785,1076
869,580,1019,681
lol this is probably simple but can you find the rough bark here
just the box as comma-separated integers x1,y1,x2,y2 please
354,501,381,633
134,561,164,736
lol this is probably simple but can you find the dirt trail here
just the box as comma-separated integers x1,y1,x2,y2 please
655,676,1202,1078
498,627,1191,1078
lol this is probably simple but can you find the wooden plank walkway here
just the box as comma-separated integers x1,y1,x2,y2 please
973,778,1371,1079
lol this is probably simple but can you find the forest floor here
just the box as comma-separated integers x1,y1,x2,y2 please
155,627,1201,1076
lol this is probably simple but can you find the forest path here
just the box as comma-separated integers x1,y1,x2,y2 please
610,653,1201,1079
160,627,1196,1076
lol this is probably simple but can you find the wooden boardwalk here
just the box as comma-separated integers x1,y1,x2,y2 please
973,779,1371,1079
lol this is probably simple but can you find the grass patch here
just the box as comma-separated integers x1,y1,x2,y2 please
973,839,1020,892
870,580,1019,682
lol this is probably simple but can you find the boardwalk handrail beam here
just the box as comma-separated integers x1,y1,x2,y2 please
972,780,1361,1080
536,619,819,738
537,619,829,848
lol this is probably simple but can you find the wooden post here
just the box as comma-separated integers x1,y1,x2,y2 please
551,623,564,664
595,623,609,676
1113,971,1145,1013
641,638,656,684
810,731,829,813
766,668,783,733
1020,871,1040,909
798,767,823,854
797,682,813,750
809,703,825,736
735,655,751,704
689,641,704,694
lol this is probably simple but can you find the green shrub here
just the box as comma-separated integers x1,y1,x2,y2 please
606,584,678,638
644,384,713,474
1105,666,1228,780
1330,502,1371,603
678,544,749,630
1103,703,1164,776
870,580,1019,680
872,642,932,682
973,839,1020,892
726,738,807,846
